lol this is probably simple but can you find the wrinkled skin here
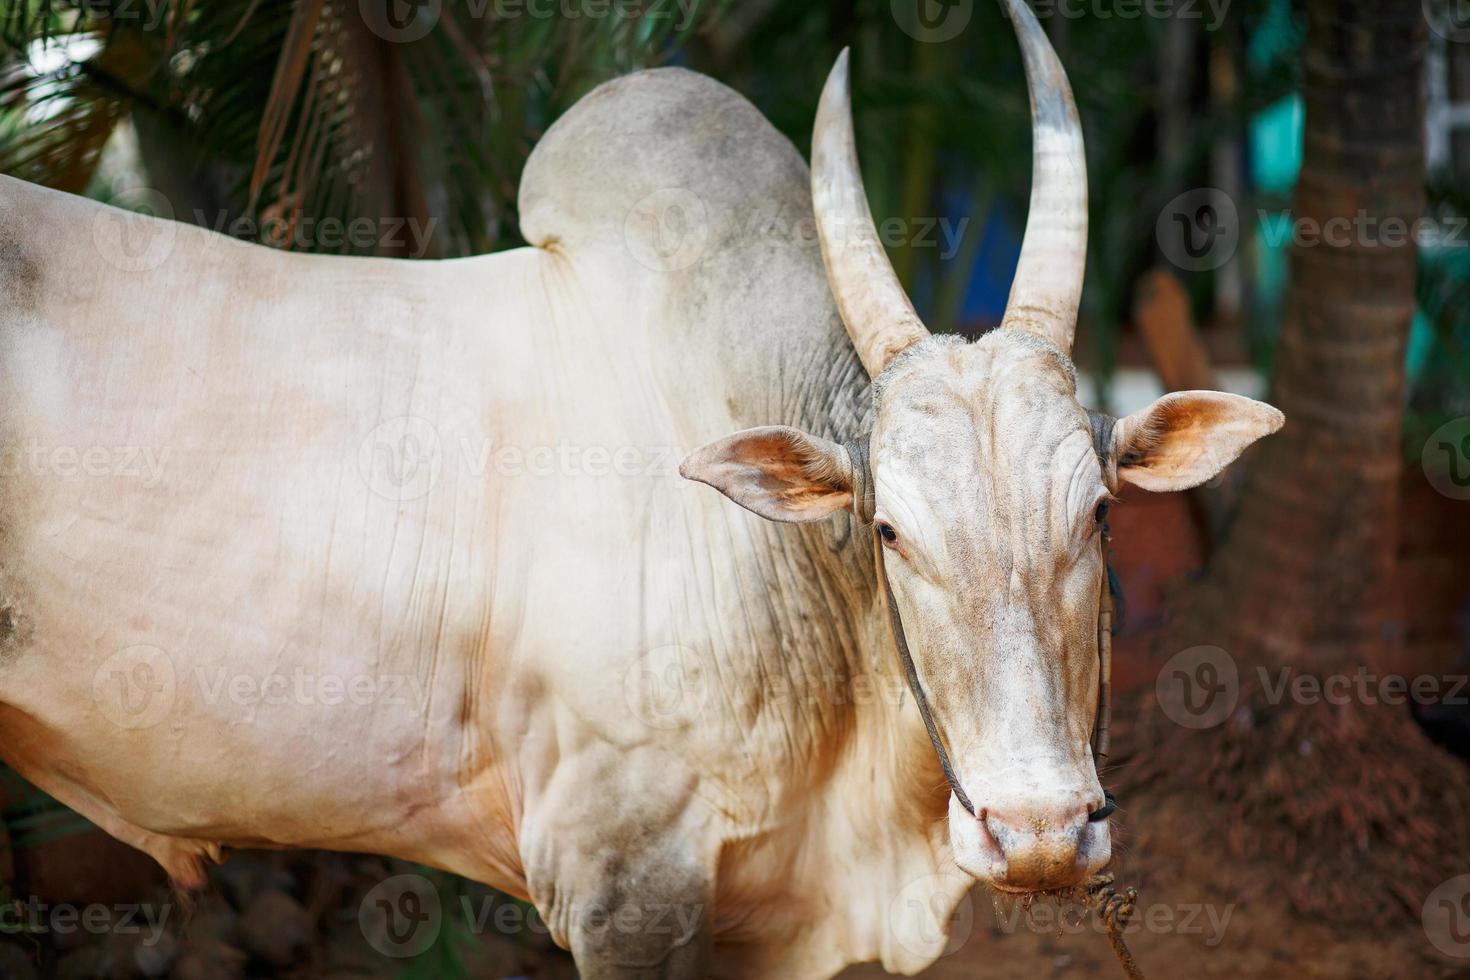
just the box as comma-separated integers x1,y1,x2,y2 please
0,65,1280,980
866,334,1113,890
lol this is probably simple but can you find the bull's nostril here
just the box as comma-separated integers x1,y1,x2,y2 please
1088,791,1117,822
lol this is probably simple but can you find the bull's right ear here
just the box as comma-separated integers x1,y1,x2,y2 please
680,426,856,524
1110,390,1284,493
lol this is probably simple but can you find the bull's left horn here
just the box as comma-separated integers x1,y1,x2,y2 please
999,0,1088,354
811,49,930,379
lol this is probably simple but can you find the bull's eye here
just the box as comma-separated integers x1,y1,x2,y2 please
1094,500,1111,524
877,522,899,545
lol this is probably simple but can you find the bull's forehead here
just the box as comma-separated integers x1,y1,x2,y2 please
875,332,1090,472
871,333,1102,560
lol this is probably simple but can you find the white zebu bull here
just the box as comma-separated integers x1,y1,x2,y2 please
0,1,1280,976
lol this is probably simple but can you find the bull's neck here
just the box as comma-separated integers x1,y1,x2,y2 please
770,338,953,827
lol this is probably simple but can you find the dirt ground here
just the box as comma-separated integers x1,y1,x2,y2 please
6,788,1461,979
840,785,1467,980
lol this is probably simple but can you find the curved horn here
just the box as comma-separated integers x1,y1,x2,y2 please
811,49,929,379
1000,0,1088,353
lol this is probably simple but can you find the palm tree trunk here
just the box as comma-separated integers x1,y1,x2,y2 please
1196,0,1421,668
1123,0,1470,928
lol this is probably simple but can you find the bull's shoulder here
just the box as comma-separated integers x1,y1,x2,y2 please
518,67,811,256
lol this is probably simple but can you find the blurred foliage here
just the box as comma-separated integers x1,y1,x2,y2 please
689,0,1303,386
0,0,1463,390
0,0,730,256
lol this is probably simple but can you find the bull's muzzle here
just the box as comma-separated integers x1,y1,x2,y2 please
949,791,1111,892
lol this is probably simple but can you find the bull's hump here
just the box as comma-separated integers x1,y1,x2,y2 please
518,67,812,258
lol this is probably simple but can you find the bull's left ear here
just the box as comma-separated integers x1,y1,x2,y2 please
1109,391,1285,493
680,426,855,523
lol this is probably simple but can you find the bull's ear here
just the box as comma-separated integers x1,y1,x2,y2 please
1112,391,1284,493
680,426,855,523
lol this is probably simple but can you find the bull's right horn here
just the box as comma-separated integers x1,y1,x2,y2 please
811,49,931,379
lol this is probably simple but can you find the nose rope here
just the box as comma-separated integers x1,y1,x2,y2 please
873,529,980,817
1091,527,1118,822
845,439,1118,824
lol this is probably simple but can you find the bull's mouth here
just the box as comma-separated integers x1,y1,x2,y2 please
987,881,1048,897
985,865,1121,907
